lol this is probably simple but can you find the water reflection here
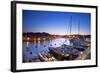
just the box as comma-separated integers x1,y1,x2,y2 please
23,38,70,62
26,42,29,47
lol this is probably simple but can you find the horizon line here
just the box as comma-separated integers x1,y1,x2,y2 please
23,32,91,35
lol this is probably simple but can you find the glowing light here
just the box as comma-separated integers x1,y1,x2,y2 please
27,37,30,40
43,38,46,41
37,37,40,41
33,38,36,41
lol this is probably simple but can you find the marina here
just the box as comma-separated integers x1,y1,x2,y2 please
22,10,91,63
23,36,91,62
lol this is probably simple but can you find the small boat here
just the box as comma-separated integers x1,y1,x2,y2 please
38,53,56,62
49,46,81,60
49,47,70,60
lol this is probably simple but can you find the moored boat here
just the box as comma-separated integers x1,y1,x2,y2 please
38,53,56,62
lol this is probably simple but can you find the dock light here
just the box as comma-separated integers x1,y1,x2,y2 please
27,37,30,41
80,52,83,54
65,54,69,56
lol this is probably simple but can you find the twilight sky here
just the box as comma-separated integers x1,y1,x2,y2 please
23,10,91,35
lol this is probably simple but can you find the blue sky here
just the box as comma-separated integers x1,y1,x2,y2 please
23,10,91,35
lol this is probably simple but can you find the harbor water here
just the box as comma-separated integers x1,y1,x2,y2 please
23,38,70,62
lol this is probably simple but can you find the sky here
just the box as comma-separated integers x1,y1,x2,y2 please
23,10,91,35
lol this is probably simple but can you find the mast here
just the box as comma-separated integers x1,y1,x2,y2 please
70,16,72,35
78,20,80,35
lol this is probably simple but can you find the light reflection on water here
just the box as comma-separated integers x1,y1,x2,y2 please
23,38,70,61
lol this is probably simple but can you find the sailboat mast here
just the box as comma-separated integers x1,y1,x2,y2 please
78,20,80,35
70,16,72,35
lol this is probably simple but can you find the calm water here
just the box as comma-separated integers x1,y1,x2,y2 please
23,38,70,61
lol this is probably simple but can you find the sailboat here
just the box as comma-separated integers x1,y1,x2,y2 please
48,16,80,60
